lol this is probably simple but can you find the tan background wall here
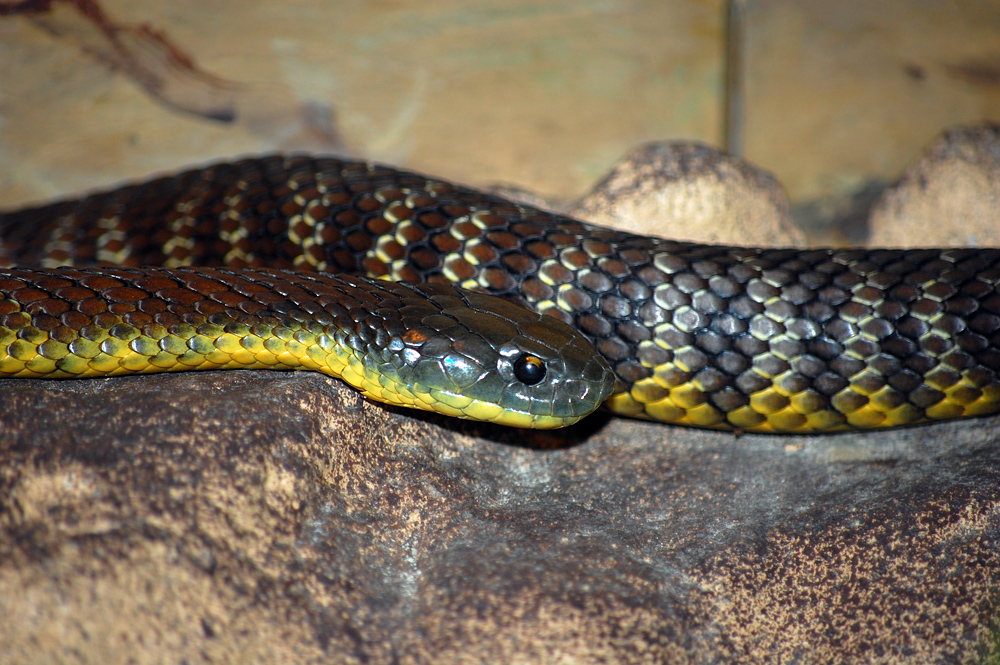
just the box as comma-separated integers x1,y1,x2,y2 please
1,0,998,242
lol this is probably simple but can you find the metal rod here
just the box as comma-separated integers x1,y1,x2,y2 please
724,0,746,156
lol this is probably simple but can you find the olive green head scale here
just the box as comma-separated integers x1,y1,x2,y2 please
0,267,615,428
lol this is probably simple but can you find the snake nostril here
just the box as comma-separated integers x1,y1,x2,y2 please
513,353,546,385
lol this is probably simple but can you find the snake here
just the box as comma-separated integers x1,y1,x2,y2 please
2,154,1000,433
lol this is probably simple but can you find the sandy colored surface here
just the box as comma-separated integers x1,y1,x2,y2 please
569,141,805,246
3,1,998,243
869,124,1000,247
1,371,998,664
0,0,723,209
742,0,1000,239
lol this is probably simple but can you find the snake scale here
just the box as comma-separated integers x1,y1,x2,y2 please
3,154,1000,432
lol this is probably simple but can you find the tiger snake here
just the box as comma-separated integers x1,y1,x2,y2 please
2,154,999,432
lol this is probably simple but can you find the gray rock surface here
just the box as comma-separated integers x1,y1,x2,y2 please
869,124,1000,247
1,371,999,664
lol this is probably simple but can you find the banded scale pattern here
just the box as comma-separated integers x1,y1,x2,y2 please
0,266,614,429
3,154,1000,432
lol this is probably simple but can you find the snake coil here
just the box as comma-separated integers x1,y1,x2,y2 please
2,154,1000,432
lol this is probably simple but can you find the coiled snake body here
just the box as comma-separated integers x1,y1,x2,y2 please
3,154,1000,432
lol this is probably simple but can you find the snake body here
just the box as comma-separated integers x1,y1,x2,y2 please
3,154,1000,432
0,266,613,428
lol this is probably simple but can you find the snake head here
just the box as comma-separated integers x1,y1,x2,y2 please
342,278,615,428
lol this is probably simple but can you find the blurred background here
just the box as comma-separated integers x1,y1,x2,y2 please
0,0,998,244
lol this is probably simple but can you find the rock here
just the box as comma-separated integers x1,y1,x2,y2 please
2,370,999,664
569,142,806,247
484,183,559,212
868,124,1000,247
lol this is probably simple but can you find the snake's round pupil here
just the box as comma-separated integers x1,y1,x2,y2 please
513,354,546,385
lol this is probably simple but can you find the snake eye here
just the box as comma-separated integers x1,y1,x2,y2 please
513,354,546,385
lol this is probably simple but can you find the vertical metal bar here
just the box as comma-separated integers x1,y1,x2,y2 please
724,0,746,156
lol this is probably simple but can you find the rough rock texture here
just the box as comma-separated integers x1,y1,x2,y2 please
868,124,1000,247
1,371,999,664
569,142,806,247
